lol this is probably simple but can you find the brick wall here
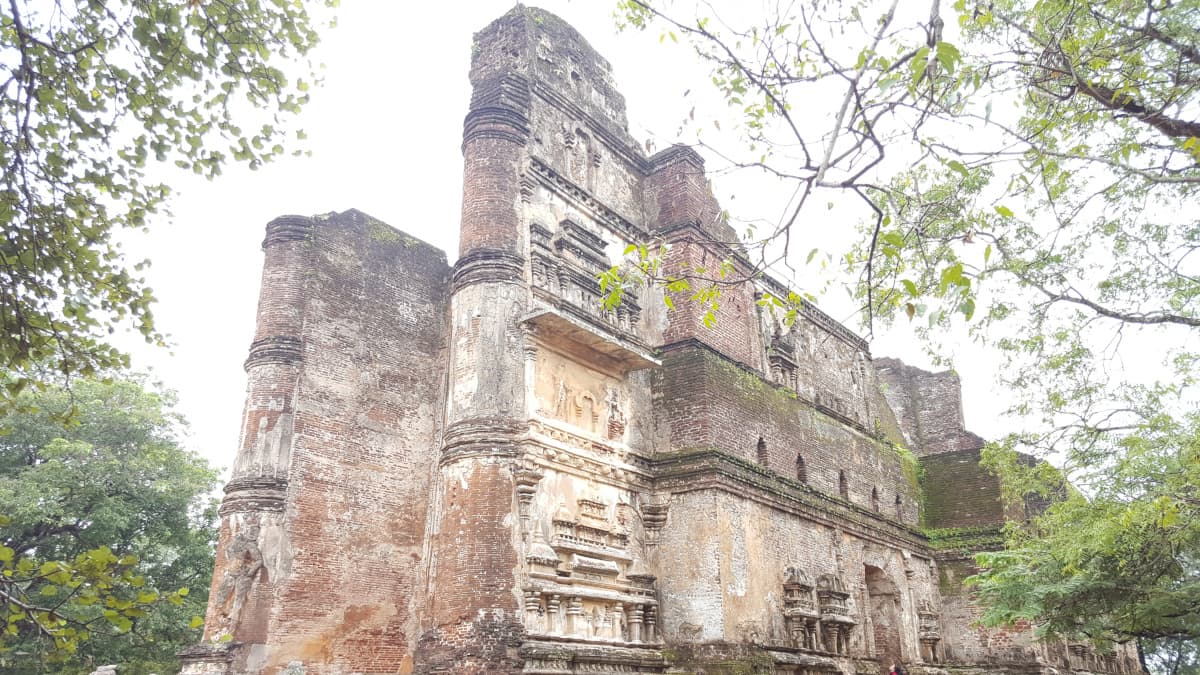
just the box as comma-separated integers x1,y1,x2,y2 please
653,487,936,666
654,343,921,524
874,358,984,456
215,210,450,674
921,449,1004,530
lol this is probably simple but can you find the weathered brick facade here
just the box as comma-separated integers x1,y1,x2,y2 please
182,7,1140,675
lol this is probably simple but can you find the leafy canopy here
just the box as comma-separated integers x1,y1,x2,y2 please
0,375,219,672
0,0,336,416
975,412,1200,645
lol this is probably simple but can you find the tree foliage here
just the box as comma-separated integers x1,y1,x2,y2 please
974,412,1199,645
616,0,1199,661
0,0,335,416
0,376,219,672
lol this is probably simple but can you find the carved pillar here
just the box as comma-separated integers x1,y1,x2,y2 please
627,603,644,643
547,594,562,635
609,605,623,640
824,623,839,654
566,596,585,637
645,604,658,642
522,327,539,421
642,502,668,546
524,589,542,632
514,465,543,536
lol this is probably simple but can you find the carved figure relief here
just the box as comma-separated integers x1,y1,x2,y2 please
211,522,265,635
534,348,628,442
561,124,597,191
605,385,626,440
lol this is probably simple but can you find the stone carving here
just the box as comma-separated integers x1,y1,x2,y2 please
605,385,627,440
536,353,630,442
526,527,561,569
520,493,660,647
816,574,855,655
783,566,820,650
641,500,668,546
769,328,800,391
529,219,642,335
545,375,601,433
917,598,942,663
514,464,545,533
211,522,264,635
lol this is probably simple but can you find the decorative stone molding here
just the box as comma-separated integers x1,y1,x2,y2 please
219,476,287,516
518,639,668,674
463,74,531,146
529,219,643,338
243,335,303,370
261,215,314,248
528,157,645,242
641,501,669,546
178,643,234,675
451,250,525,291
439,417,525,463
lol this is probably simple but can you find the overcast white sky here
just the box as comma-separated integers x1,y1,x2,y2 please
118,1,1008,475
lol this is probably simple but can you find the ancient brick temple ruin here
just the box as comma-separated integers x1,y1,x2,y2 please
181,7,1142,675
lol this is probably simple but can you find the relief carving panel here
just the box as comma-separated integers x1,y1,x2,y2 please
534,346,629,443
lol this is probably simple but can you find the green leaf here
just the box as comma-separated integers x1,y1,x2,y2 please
935,41,961,74
939,262,964,293
910,46,930,87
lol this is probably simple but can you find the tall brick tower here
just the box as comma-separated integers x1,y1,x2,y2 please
417,10,533,671
418,8,666,672
182,7,1142,675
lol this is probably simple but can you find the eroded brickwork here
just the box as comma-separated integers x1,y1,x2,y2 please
185,7,1141,675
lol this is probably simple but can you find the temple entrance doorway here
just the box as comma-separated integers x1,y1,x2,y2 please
865,564,901,674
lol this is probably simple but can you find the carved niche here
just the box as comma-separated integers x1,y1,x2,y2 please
815,573,856,655
782,566,819,650
779,568,856,656
210,520,266,637
529,219,641,334
917,598,942,663
768,327,800,392
520,496,660,646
